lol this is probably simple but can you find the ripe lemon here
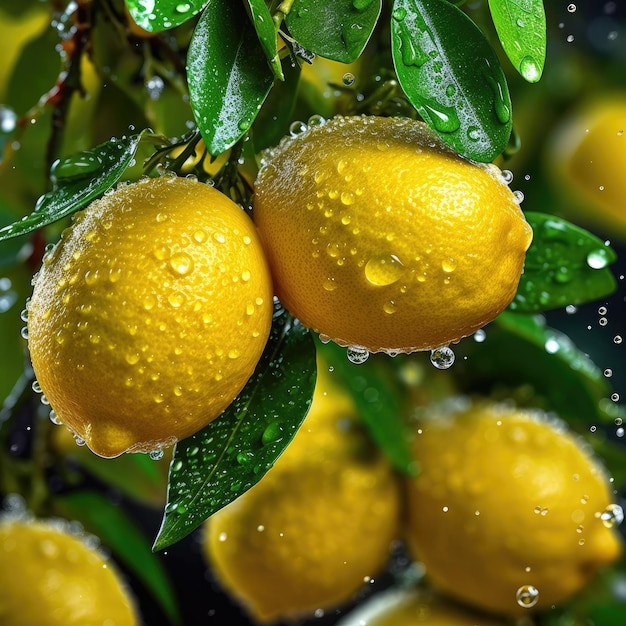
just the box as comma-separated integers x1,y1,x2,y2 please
336,587,507,626
204,360,401,623
403,398,623,615
253,115,533,354
27,175,273,458
545,95,626,239
0,516,138,625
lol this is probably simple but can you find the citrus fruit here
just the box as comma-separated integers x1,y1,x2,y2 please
0,516,138,625
27,175,273,458
252,115,533,354
336,587,507,626
403,398,623,615
204,360,401,623
545,95,626,239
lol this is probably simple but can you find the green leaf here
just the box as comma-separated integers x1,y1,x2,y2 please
487,0,546,83
153,306,316,551
0,133,144,242
316,339,414,475
124,0,207,33
453,312,617,425
245,0,284,81
187,0,275,156
54,491,181,626
511,212,618,313
390,0,512,162
285,0,382,63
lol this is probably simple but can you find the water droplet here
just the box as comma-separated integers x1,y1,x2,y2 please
175,2,191,13
364,254,405,286
49,410,62,425
516,585,539,608
430,346,455,369
392,7,407,20
342,72,355,86
168,291,186,308
473,329,487,342
441,258,456,273
289,120,308,137
262,421,284,445
482,60,511,124
347,346,369,364
519,56,541,82
614,335,622,344
396,20,429,67
587,248,610,269
74,434,86,447
236,451,254,465
567,3,577,12
50,151,103,183
323,277,338,291
600,504,624,528
149,449,164,460
421,101,461,133
146,76,165,100
169,252,194,276
467,126,481,141
0,105,17,133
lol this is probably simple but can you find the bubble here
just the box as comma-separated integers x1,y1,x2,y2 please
611,393,620,402
430,346,455,369
614,335,622,344
599,504,624,528
516,585,539,608
473,329,487,343
567,3,576,11
342,72,355,86
604,368,613,377
347,345,370,364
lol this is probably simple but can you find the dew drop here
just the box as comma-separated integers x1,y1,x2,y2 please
236,451,254,465
49,410,62,426
149,449,164,461
323,277,338,291
169,252,194,276
262,421,285,445
441,258,456,273
430,346,455,369
519,56,541,82
346,345,370,364
516,585,539,608
289,120,308,137
168,291,186,308
342,72,355,86
50,151,103,182
473,329,487,342
600,504,624,528
364,254,405,286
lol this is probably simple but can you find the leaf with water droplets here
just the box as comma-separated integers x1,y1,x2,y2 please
285,0,382,63
0,133,145,242
391,0,512,162
153,305,316,551
488,0,546,83
245,0,284,81
453,312,622,426
187,0,275,156
511,212,617,313
124,0,208,33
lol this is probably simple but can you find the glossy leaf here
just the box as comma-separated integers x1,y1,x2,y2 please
187,0,275,156
124,0,207,33
54,491,181,626
453,312,617,425
0,133,144,242
391,0,512,162
488,0,546,83
153,306,316,551
511,212,617,313
245,0,284,80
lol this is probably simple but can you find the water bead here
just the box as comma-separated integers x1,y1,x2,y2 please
430,346,455,369
515,585,539,608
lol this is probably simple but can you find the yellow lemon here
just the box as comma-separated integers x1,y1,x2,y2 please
204,361,401,623
253,115,532,354
27,175,273,458
403,398,623,615
0,516,138,626
336,587,507,626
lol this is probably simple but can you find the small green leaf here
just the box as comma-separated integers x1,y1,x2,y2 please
245,0,284,80
285,0,382,63
453,312,616,425
316,340,415,475
391,0,512,162
488,0,546,83
124,0,207,33
187,0,275,156
511,212,617,313
54,491,181,626
0,133,144,242
153,306,316,551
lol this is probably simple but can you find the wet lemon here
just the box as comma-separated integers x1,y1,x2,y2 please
253,115,532,354
403,398,623,615
336,587,507,626
27,175,273,458
204,360,401,623
0,516,138,625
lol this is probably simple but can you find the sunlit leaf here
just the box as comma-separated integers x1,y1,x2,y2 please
488,0,546,83
187,0,274,155
0,133,145,242
511,212,617,313
54,491,181,626
124,0,207,33
286,0,382,63
153,306,316,551
245,0,284,80
391,0,512,161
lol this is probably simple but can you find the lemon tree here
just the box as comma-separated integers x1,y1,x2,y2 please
0,1,625,625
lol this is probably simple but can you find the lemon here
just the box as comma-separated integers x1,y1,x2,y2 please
204,360,401,623
546,95,626,239
27,175,273,458
0,516,138,625
253,115,533,354
336,587,507,626
403,398,623,615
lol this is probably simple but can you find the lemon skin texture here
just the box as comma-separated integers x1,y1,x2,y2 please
27,176,273,458
204,361,401,623
336,587,507,626
0,518,138,626
253,115,533,354
546,95,626,239
403,399,623,615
